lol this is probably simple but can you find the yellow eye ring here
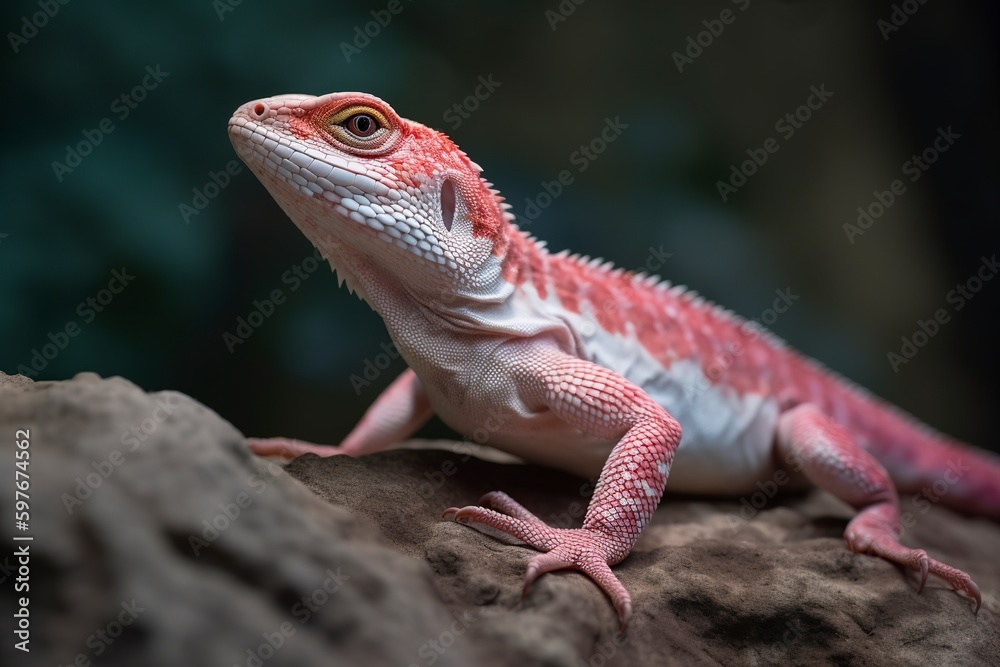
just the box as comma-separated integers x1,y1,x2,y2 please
321,104,395,152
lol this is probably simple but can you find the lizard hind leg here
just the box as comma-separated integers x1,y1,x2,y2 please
776,403,981,611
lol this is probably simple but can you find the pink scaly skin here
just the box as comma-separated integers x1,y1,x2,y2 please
229,92,1000,629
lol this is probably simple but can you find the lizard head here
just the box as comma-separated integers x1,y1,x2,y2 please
229,92,516,306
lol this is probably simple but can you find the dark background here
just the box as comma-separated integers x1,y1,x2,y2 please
2,1,997,452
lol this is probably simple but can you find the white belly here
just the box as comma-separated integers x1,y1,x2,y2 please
570,313,781,495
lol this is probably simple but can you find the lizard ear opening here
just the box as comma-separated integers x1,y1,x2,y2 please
441,178,456,232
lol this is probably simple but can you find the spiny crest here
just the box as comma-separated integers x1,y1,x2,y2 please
410,122,515,248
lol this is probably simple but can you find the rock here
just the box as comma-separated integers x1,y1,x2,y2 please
0,373,478,667
2,372,998,666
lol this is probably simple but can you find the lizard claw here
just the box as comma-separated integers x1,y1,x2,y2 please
915,554,929,594
444,491,634,629
846,519,981,612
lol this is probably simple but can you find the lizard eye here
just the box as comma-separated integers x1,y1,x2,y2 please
344,113,379,138
321,104,396,154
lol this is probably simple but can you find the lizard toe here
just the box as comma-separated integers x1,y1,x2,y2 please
445,498,636,628
520,531,633,629
443,503,558,550
845,519,980,611
246,437,343,460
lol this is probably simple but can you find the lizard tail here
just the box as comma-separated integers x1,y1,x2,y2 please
852,399,1000,522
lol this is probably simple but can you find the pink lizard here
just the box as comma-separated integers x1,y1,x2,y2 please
228,91,1000,628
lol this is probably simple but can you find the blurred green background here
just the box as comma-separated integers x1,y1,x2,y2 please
2,1,997,452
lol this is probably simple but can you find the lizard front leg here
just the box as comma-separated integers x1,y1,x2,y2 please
443,349,682,629
247,367,433,459
776,403,981,610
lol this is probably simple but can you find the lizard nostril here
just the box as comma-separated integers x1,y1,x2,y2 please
251,102,268,119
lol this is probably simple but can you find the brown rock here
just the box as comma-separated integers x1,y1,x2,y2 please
2,372,998,666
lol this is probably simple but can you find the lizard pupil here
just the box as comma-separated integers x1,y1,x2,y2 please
347,113,377,137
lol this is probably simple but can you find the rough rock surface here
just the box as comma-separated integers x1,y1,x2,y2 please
2,373,999,667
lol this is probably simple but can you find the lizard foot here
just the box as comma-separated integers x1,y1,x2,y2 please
443,491,633,629
245,437,344,460
845,514,982,612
